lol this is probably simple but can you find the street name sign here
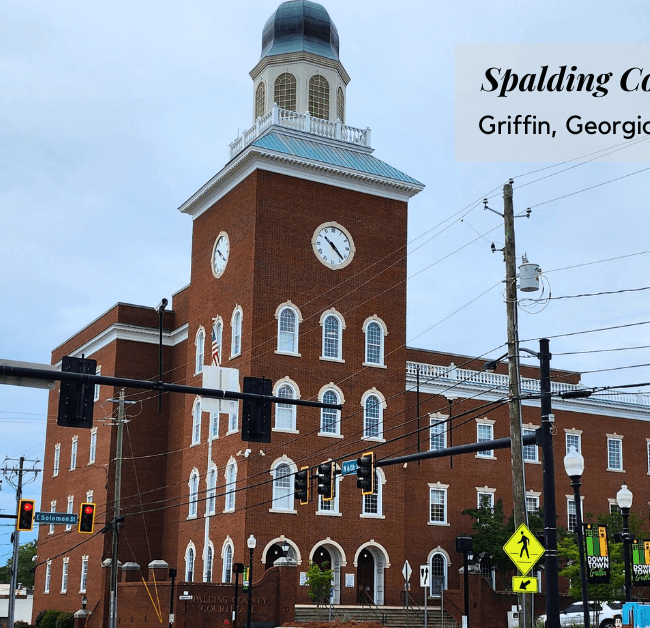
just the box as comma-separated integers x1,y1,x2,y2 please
341,459,358,475
512,576,539,593
179,594,193,601
34,512,78,525
503,523,545,575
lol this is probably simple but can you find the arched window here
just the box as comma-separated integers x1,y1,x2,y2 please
222,542,233,583
212,318,223,366
337,86,344,123
204,544,213,582
278,307,298,353
430,553,447,596
206,466,217,515
309,75,330,119
363,317,387,366
320,389,340,435
225,461,237,512
185,545,195,582
275,384,296,431
255,81,265,119
363,394,382,439
362,470,382,516
191,399,202,445
272,463,293,510
231,307,242,358
274,73,296,111
188,469,199,518
195,327,205,374
323,315,341,359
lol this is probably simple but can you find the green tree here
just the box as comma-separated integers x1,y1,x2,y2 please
0,540,37,588
305,560,333,608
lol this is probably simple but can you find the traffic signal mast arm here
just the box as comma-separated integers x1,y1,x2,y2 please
0,363,342,410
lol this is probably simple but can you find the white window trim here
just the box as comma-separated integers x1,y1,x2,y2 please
226,411,238,436
86,490,93,503
221,539,234,583
230,305,243,359
566,494,585,531
206,464,217,516
273,378,300,433
185,542,196,582
360,467,385,519
70,435,78,471
195,326,206,375
606,433,624,472
269,456,298,514
61,557,69,593
188,468,199,519
646,438,650,475
65,496,74,531
319,308,346,363
210,411,220,440
317,383,344,438
316,474,342,516
526,490,541,514
274,301,303,357
429,413,448,451
362,315,388,368
211,317,223,367
522,424,540,464
565,428,582,454
44,561,51,594
94,366,101,402
476,486,496,509
361,388,386,442
89,427,97,465
49,500,56,535
191,397,202,446
475,418,496,460
53,443,61,477
203,541,214,583
80,555,89,593
224,458,237,512
428,482,450,526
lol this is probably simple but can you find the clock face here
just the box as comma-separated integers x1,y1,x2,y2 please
311,222,356,270
211,231,230,278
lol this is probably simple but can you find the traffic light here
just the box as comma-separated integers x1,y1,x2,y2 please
241,377,272,443
356,451,375,495
317,462,335,501
17,499,35,532
57,356,97,429
78,502,96,534
294,466,310,505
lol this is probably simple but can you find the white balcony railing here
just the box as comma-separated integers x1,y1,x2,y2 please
229,103,371,159
406,361,650,409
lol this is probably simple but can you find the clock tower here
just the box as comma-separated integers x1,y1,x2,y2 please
172,0,424,606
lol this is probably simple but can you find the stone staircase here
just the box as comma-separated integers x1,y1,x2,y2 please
294,604,460,628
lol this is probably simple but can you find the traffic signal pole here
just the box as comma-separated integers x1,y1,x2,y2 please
8,456,24,628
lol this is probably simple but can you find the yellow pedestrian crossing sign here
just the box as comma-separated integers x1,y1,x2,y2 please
512,575,539,593
504,523,545,575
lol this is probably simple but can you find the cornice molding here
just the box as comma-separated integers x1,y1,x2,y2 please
179,145,423,219
249,52,350,84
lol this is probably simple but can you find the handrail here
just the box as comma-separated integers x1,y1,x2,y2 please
360,589,386,624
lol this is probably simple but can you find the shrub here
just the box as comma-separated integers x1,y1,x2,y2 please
34,610,47,627
55,612,75,628
40,610,62,628
15,621,33,628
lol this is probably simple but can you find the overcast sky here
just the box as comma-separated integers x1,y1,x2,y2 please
1,0,649,548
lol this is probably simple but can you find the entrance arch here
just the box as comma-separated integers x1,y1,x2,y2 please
353,541,389,605
310,539,347,605
427,548,450,597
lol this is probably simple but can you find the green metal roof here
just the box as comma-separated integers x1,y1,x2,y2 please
251,132,423,186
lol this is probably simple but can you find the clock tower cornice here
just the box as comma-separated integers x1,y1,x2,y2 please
250,51,351,86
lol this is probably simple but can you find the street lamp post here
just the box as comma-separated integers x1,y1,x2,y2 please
616,484,634,602
564,446,590,628
246,535,257,628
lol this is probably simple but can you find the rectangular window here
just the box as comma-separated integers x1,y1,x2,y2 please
523,428,538,462
429,488,447,524
608,438,623,470
478,492,494,509
94,366,101,402
566,433,581,454
70,436,78,471
210,412,219,439
567,498,583,532
44,562,51,594
61,559,69,593
228,412,238,434
80,557,88,593
476,423,494,457
89,429,97,465
647,441,650,474
526,496,539,515
53,444,60,477
430,417,446,451
318,479,340,514
610,503,620,514
66,496,74,532
49,501,56,535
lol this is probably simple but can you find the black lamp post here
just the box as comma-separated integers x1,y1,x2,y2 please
246,535,257,628
456,535,473,627
281,542,290,559
564,446,590,628
81,595,88,610
232,562,245,628
616,484,633,602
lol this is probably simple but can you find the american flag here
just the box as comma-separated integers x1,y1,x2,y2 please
211,325,220,366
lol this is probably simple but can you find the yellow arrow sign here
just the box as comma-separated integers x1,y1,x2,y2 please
503,523,545,575
512,575,539,593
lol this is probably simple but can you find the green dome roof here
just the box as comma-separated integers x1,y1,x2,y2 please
261,1,340,61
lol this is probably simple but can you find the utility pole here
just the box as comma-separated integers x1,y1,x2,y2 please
2,456,40,628
107,389,134,628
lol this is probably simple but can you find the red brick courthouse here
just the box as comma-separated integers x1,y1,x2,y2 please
33,1,650,626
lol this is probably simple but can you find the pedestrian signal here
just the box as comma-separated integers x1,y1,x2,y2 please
294,467,310,505
17,500,35,532
78,503,96,534
356,451,375,495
